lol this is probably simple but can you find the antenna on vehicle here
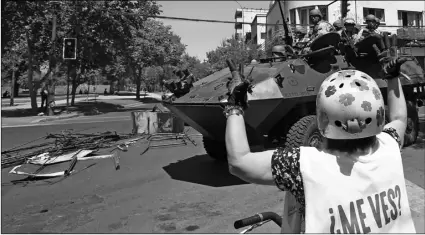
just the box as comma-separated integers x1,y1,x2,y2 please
277,0,293,46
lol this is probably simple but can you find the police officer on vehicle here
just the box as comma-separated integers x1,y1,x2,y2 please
354,14,382,44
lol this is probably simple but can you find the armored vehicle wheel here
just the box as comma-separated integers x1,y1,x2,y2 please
404,101,419,147
285,115,323,149
203,137,227,162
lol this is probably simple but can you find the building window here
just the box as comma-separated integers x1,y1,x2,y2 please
363,8,385,23
318,6,328,21
235,22,242,29
398,11,423,27
290,9,296,25
268,28,273,40
261,32,266,39
300,8,308,26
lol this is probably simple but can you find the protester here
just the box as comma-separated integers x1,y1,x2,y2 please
224,40,415,232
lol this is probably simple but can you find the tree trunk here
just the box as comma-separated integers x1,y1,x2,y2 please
71,64,84,106
135,76,141,99
109,79,115,94
46,79,55,116
45,10,58,116
10,69,15,106
135,67,143,99
13,71,20,97
25,31,38,113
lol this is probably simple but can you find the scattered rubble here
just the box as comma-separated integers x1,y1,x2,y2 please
1,130,140,169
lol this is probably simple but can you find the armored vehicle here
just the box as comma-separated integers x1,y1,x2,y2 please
163,32,425,161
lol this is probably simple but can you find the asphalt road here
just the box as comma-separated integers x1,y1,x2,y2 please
1,114,424,233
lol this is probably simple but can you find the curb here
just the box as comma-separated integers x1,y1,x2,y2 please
32,113,81,123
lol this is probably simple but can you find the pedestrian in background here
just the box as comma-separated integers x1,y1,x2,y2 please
40,86,48,109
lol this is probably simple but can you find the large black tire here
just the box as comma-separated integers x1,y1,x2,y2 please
285,115,323,148
203,137,227,162
404,101,419,147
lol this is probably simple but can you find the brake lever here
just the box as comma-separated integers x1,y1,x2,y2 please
239,220,271,234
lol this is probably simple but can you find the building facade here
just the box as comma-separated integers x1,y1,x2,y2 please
251,14,267,45
266,0,425,38
234,8,269,40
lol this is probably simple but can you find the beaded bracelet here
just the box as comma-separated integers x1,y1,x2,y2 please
223,105,244,118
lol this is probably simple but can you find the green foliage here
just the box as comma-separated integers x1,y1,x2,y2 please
206,35,265,73
1,0,191,99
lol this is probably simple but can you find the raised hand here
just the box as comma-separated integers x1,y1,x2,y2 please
372,33,408,78
226,59,253,110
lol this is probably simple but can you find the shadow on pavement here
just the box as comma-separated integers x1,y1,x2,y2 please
1,100,163,118
411,132,425,150
0,108,41,118
163,154,249,187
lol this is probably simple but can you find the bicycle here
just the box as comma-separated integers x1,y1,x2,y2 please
234,211,305,234
234,212,282,234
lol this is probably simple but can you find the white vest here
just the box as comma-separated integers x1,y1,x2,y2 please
300,132,415,233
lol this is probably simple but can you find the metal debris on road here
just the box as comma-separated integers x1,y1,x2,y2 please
8,165,74,178
1,129,144,169
140,128,201,156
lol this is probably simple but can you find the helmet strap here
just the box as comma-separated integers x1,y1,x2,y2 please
341,119,367,134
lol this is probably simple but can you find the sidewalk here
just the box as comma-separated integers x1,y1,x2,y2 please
1,93,163,126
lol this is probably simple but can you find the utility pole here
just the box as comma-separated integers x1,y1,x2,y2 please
66,61,70,107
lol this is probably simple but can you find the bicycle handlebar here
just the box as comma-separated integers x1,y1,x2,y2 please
234,212,282,229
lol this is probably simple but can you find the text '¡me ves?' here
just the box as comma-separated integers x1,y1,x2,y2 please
329,185,403,234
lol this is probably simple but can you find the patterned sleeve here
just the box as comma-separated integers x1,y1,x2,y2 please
382,127,403,150
271,147,306,209
317,22,334,36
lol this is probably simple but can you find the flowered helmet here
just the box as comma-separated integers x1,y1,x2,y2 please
316,70,385,139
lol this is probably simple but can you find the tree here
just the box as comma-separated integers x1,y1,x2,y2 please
179,53,214,80
2,1,56,113
122,19,186,99
206,35,265,73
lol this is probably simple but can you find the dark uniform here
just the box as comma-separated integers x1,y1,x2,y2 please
301,9,335,53
354,14,382,45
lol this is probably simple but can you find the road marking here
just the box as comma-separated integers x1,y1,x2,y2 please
71,115,131,120
123,103,144,108
2,118,131,128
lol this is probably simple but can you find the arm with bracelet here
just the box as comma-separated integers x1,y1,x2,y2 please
224,59,276,185
374,34,409,148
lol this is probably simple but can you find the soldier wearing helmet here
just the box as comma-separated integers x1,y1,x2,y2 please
300,9,335,53
309,8,334,38
354,14,382,44
223,31,415,232
333,19,344,35
271,45,287,61
343,18,357,39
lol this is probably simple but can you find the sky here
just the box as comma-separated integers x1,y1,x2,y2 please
157,1,271,62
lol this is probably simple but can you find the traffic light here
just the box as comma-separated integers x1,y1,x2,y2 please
341,0,350,18
63,38,77,60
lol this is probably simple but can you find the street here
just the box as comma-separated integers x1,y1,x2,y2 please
1,109,424,233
